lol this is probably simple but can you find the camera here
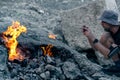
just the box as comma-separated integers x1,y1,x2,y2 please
108,46,120,58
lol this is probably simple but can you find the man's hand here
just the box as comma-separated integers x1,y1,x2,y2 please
82,25,94,38
82,25,97,45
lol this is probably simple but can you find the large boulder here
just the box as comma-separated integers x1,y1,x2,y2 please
61,0,105,49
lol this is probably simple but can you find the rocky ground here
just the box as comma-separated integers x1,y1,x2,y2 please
0,0,120,80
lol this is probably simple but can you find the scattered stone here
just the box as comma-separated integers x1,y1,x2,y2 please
35,67,42,73
0,46,7,71
10,69,18,78
45,71,50,79
73,50,102,75
82,74,94,80
46,55,56,65
59,75,66,80
45,64,56,71
62,61,81,79
92,72,120,80
29,60,39,69
55,58,63,67
40,72,46,79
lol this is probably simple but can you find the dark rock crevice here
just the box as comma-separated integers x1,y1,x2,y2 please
79,48,99,64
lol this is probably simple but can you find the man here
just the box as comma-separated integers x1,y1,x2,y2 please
82,10,120,75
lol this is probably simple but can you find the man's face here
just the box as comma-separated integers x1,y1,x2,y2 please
104,27,111,32
101,21,111,32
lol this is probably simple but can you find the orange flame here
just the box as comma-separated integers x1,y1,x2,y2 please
41,44,53,56
48,33,57,39
2,21,27,61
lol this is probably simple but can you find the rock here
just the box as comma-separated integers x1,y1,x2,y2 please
54,67,62,78
45,64,56,71
0,72,9,80
20,59,28,67
99,77,120,80
29,60,39,69
60,0,105,49
86,50,114,67
50,77,58,80
46,55,55,65
0,46,7,71
59,75,66,80
82,74,94,80
55,58,63,67
19,77,25,80
40,73,46,79
62,61,81,79
40,71,50,79
92,72,120,80
116,0,120,12
10,69,18,78
72,50,102,75
45,71,50,79
45,64,63,79
95,51,114,66
0,46,10,80
35,67,42,73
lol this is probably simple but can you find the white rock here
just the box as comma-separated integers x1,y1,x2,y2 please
61,0,105,49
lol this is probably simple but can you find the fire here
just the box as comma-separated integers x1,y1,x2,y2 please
48,33,57,39
2,21,27,61
41,44,53,56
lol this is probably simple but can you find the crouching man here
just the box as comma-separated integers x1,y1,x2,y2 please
82,10,120,75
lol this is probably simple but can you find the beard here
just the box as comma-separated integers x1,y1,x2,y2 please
104,28,111,32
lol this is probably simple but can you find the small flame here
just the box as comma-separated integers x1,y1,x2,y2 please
2,21,27,61
41,44,53,56
48,33,57,39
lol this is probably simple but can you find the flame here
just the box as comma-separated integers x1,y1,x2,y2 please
41,44,53,56
2,21,27,61
48,33,57,39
